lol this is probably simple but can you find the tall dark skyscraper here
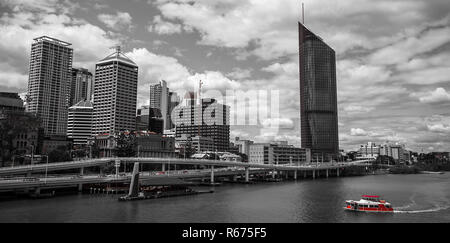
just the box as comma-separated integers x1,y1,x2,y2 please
298,22,339,158
26,36,73,136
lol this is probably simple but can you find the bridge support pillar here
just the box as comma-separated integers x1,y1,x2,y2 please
115,159,120,177
326,169,329,178
128,163,140,197
294,170,297,180
80,167,84,176
210,166,214,184
286,171,289,179
313,170,315,179
27,171,32,178
162,163,166,172
272,170,276,179
245,168,249,183
304,171,306,179
34,187,40,196
337,168,339,177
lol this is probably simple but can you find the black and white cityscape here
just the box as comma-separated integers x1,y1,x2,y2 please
0,0,450,226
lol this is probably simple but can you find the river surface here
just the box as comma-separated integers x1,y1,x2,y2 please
0,173,449,223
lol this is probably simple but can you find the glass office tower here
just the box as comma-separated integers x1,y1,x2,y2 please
298,22,339,159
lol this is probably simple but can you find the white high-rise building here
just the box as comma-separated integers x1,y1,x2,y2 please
26,36,73,136
92,47,138,135
67,100,93,145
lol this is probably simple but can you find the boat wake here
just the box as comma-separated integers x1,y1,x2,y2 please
395,195,416,210
393,194,450,214
394,205,450,214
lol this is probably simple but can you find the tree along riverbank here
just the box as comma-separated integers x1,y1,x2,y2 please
388,163,450,174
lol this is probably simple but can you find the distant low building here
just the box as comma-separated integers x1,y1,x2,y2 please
0,110,42,166
135,132,176,158
357,142,380,160
91,131,176,158
380,143,409,163
233,137,254,157
40,135,72,155
191,151,242,162
176,135,215,153
249,142,311,165
0,92,24,118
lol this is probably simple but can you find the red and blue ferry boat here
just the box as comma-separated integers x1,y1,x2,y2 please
345,195,394,212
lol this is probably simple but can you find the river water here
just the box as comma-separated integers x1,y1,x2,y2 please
0,173,449,223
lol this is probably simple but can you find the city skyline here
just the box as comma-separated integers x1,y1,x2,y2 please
1,0,450,152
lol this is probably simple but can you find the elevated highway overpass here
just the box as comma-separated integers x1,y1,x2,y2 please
0,158,374,193
0,157,373,176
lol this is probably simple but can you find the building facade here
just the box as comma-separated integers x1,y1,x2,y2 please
67,100,93,146
357,142,380,160
380,143,410,163
92,131,176,158
249,142,311,165
40,135,72,155
234,137,254,157
299,23,339,158
135,132,177,158
176,135,216,153
0,92,24,119
69,68,93,106
136,105,150,131
26,36,73,136
148,108,164,134
173,98,230,152
149,80,169,130
92,47,138,135
0,111,42,165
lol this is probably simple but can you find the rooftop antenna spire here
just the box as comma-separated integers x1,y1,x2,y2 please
110,45,121,57
197,79,203,152
302,2,305,24
198,79,203,103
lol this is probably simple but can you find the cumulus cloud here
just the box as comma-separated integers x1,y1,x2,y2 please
425,115,450,134
148,15,183,35
343,105,374,114
98,11,133,31
350,128,369,136
226,68,252,80
427,123,450,133
0,0,78,14
154,0,300,60
125,48,243,108
411,88,450,104
261,118,294,129
1,0,450,152
0,3,120,92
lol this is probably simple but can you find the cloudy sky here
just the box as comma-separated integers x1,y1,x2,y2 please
1,0,450,152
